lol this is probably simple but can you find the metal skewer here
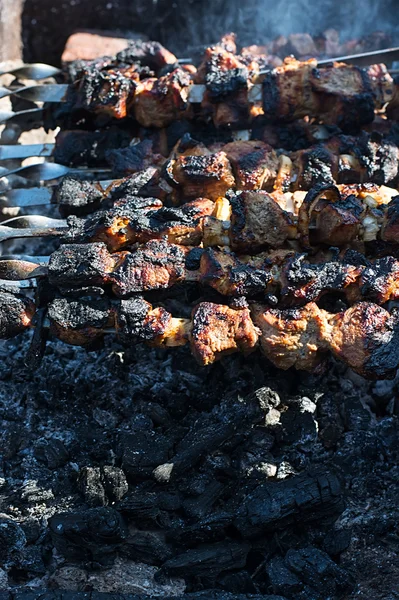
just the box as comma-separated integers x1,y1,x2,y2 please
0,162,112,181
0,63,61,79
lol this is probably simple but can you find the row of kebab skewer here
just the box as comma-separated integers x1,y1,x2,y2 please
3,35,399,379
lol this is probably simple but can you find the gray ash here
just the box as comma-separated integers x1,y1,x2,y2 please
0,328,398,599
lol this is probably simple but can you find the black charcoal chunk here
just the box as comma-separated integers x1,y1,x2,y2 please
48,507,128,565
120,430,173,478
121,531,174,565
284,546,354,597
159,541,251,580
34,437,69,469
0,516,26,566
153,391,272,484
234,471,343,538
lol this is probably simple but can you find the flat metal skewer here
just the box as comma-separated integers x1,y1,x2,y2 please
0,223,67,243
0,63,61,79
0,143,55,160
0,162,112,181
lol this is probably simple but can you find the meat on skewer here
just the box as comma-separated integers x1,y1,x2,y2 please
3,290,399,379
46,36,399,130
3,182,399,252
3,240,399,307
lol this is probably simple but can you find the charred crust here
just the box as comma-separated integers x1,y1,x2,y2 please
116,297,171,342
52,176,105,218
0,291,35,338
262,72,280,118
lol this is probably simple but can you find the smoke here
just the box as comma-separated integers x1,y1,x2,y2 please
146,0,399,53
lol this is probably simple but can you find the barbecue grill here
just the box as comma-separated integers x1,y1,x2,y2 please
0,5,399,600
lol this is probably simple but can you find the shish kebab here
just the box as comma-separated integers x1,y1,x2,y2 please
3,240,399,309
2,132,399,214
4,42,399,130
2,290,399,379
1,184,398,250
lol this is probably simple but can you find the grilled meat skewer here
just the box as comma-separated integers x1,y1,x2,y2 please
3,241,399,308
1,183,398,251
3,289,399,379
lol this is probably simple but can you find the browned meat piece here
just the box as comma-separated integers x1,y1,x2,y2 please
328,302,399,379
313,201,363,246
134,69,192,128
228,190,296,252
65,197,215,251
222,141,279,191
252,300,399,379
73,65,139,119
190,302,259,365
47,297,113,347
199,248,272,297
251,302,330,371
313,29,340,57
0,291,35,339
263,58,393,131
195,45,251,127
308,62,377,129
298,183,398,248
109,240,189,296
166,151,235,201
106,139,165,175
262,58,319,122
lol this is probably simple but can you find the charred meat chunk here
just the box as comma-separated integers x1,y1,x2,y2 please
115,296,182,346
53,128,132,167
106,139,165,175
251,302,330,371
48,243,117,289
115,40,177,72
47,297,112,347
134,68,192,128
167,151,235,201
223,141,279,191
190,302,259,365
199,248,272,297
65,197,214,251
293,145,338,190
109,167,167,202
109,240,188,296
228,190,296,251
0,291,35,339
52,176,106,217
72,65,139,119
